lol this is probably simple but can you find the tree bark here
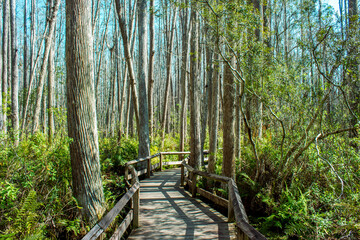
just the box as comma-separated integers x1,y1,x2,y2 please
1,0,9,133
48,0,56,142
115,0,140,130
189,6,201,169
32,0,60,133
148,0,155,138
222,56,236,180
22,0,28,121
66,0,105,225
347,0,359,137
179,5,191,160
161,8,178,142
10,0,19,145
137,0,151,158
208,52,220,175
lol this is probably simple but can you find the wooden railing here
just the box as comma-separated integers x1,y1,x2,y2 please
83,151,192,240
181,160,267,240
82,165,140,240
83,151,265,240
124,151,192,181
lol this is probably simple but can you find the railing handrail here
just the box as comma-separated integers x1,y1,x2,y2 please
181,159,267,240
83,151,193,239
84,150,261,240
82,166,140,240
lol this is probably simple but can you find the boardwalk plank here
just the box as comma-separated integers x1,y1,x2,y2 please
128,168,236,240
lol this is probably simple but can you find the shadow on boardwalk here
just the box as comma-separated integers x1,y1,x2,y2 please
128,168,235,240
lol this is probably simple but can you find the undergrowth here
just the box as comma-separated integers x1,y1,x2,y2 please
0,132,181,239
237,131,360,239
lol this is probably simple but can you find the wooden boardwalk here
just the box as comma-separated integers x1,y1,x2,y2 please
128,168,236,240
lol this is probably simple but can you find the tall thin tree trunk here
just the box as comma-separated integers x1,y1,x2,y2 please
179,5,191,160
1,0,9,133
66,0,105,225
10,0,19,145
201,33,212,165
208,52,220,175
161,9,178,143
22,0,28,121
148,0,155,139
222,57,236,179
137,0,151,157
348,0,359,137
115,0,140,129
0,0,10,133
189,6,201,169
32,0,61,133
48,0,55,142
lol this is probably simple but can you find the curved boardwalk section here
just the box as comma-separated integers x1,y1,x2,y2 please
128,168,236,240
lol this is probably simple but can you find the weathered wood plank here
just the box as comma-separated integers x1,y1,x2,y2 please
82,224,102,240
197,187,229,208
109,210,134,240
126,153,160,166
163,161,182,165
99,183,139,233
182,161,230,183
228,179,267,240
160,151,191,155
128,168,236,240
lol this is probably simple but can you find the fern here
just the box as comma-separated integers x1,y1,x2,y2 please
14,190,41,236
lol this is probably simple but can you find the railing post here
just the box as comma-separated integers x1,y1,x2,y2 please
125,165,129,181
147,158,151,178
228,182,235,222
191,173,197,198
181,164,184,186
133,188,140,228
159,153,163,171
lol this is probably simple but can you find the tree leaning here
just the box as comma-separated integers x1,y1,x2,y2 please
66,0,105,225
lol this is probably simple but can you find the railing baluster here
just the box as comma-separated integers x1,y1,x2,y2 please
181,164,184,186
147,158,151,178
133,188,140,228
159,153,163,171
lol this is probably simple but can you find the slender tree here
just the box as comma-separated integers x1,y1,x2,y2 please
148,0,155,138
32,0,60,133
161,8,178,142
1,0,9,133
222,56,236,179
179,4,191,159
10,0,19,145
137,0,151,157
22,0,28,120
208,52,220,175
66,0,105,225
189,5,201,169
47,0,56,142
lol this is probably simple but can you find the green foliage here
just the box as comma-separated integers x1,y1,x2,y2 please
99,137,138,172
238,130,360,239
0,133,81,239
